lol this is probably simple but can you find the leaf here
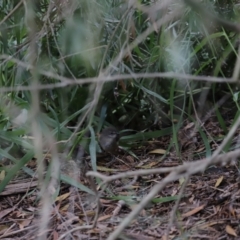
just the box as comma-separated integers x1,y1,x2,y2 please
0,207,16,219
0,150,35,194
215,176,223,187
0,170,5,181
98,214,112,222
56,192,70,202
89,126,97,172
195,147,205,153
97,166,120,172
148,149,166,154
179,177,185,186
182,205,205,218
61,174,95,195
151,195,180,203
120,128,172,142
226,225,237,237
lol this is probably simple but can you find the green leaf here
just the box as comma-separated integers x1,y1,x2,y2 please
61,174,95,195
0,150,35,193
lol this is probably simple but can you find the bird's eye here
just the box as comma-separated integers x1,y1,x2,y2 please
110,131,118,136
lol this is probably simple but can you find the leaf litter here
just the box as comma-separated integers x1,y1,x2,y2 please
1,109,240,239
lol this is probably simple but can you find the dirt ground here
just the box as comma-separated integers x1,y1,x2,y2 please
1,111,240,240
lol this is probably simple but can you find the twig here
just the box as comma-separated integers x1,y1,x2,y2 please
86,147,240,240
0,55,237,92
0,0,24,26
166,177,189,239
58,225,94,240
0,225,35,239
86,145,238,183
107,171,177,240
106,143,240,240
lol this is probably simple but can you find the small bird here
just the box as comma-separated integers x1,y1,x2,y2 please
99,127,120,154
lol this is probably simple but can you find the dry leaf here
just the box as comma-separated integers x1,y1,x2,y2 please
140,162,159,169
60,204,69,212
56,192,70,202
189,195,194,203
199,220,224,229
125,155,134,163
18,219,32,230
53,230,59,240
0,224,9,231
229,205,236,217
195,147,205,153
97,214,112,222
148,149,166,154
113,200,125,216
162,235,167,240
0,207,15,219
185,122,194,129
97,166,119,172
119,80,127,92
182,205,205,218
172,188,178,196
215,176,223,187
226,225,237,237
179,177,185,185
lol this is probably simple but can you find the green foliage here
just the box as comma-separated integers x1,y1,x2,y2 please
0,0,240,191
